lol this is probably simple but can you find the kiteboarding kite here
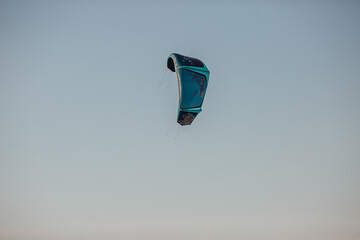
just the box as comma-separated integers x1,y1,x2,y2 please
167,53,210,126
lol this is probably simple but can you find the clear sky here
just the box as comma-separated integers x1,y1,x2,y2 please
1,1,360,240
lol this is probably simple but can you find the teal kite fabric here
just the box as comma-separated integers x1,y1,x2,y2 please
167,53,210,126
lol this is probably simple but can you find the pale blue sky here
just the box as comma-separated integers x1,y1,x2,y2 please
1,1,360,240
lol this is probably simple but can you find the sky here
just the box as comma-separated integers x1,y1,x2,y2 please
1,1,360,240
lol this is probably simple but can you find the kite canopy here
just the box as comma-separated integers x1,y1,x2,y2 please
167,53,209,126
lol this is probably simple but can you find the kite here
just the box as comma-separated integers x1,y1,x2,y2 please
167,53,209,126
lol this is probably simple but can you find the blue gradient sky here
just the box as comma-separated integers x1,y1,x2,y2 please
1,1,360,240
